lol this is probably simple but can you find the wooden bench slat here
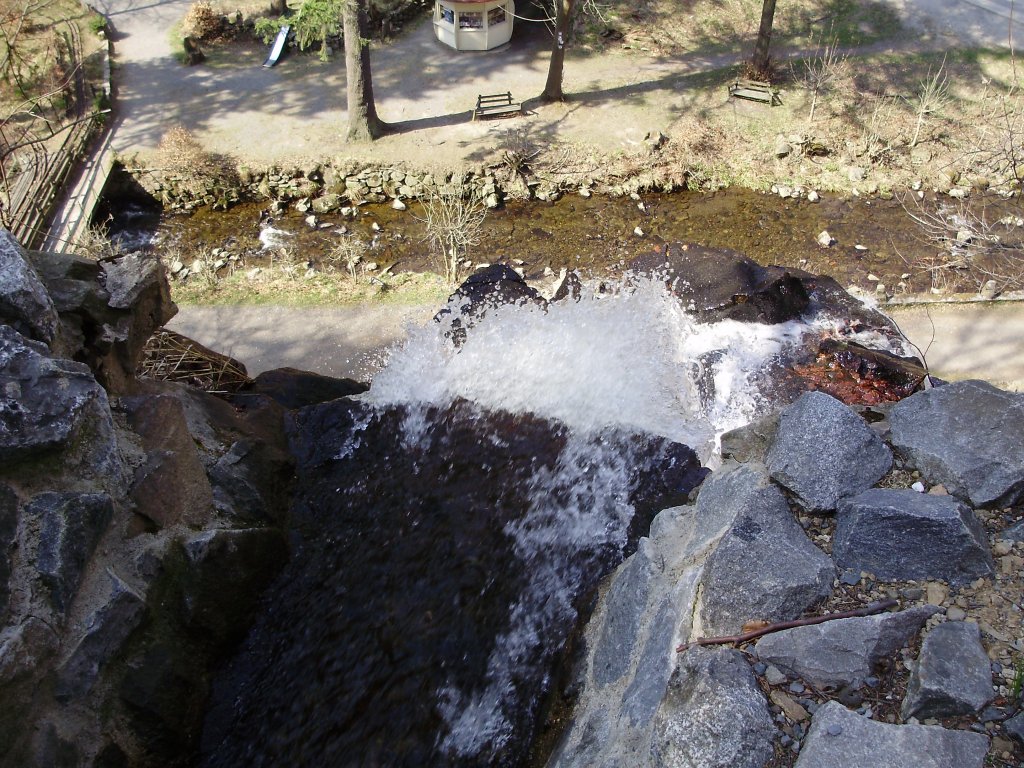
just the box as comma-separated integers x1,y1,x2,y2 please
474,91,522,120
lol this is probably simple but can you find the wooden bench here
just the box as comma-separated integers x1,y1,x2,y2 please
728,79,780,106
473,92,522,120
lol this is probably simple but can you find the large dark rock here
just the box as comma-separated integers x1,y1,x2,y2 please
24,249,176,393
795,700,988,768
889,380,1024,507
0,616,59,758
696,463,834,636
180,528,288,653
244,366,368,409
123,394,214,528
834,489,995,586
55,571,146,703
434,264,546,345
631,243,810,324
765,391,892,512
0,485,16,620
0,229,58,344
902,621,993,720
0,326,121,479
202,398,706,767
650,646,775,768
754,606,937,689
29,492,114,614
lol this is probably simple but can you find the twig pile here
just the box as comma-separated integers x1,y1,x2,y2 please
138,329,250,395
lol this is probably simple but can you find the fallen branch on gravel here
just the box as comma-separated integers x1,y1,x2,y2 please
676,599,899,652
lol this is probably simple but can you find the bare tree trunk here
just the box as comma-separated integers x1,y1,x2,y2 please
541,0,573,102
344,0,386,142
751,0,777,75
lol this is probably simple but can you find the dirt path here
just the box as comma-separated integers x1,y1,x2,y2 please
94,0,1020,170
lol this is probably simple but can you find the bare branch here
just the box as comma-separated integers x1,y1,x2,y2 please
676,600,899,652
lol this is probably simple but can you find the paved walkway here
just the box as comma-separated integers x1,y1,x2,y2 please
888,301,1024,392
169,300,1024,390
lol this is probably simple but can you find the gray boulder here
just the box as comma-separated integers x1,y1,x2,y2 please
650,646,775,768
25,248,176,394
1005,518,1024,542
902,621,993,720
0,229,58,344
30,492,114,614
889,380,1024,507
765,391,892,512
795,700,988,768
755,605,937,689
696,464,834,636
55,571,146,702
1006,711,1024,745
593,539,657,689
0,326,120,474
834,489,994,586
719,412,778,465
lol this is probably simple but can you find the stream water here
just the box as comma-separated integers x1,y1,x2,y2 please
100,185,960,294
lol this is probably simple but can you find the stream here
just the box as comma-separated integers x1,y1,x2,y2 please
99,185,972,296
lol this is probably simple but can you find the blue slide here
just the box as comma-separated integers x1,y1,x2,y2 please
263,24,290,67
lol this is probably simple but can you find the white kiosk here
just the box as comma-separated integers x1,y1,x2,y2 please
433,0,515,51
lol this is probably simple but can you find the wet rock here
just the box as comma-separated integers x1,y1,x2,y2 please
631,243,810,325
550,270,584,303
0,326,121,477
795,700,988,767
650,646,775,768
435,264,546,345
766,391,892,512
123,394,214,529
180,528,288,653
902,621,993,720
754,606,937,688
834,489,994,586
311,193,343,214
243,366,368,410
889,380,1024,507
55,571,146,702
696,463,834,636
203,399,705,767
788,340,926,406
0,229,58,344
29,492,114,614
719,412,779,464
817,230,835,247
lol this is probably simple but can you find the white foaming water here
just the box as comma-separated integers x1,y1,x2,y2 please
258,224,293,250
367,276,812,460
362,274,889,761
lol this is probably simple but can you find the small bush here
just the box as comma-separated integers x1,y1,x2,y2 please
253,16,286,44
181,1,221,39
157,125,238,198
88,13,107,35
